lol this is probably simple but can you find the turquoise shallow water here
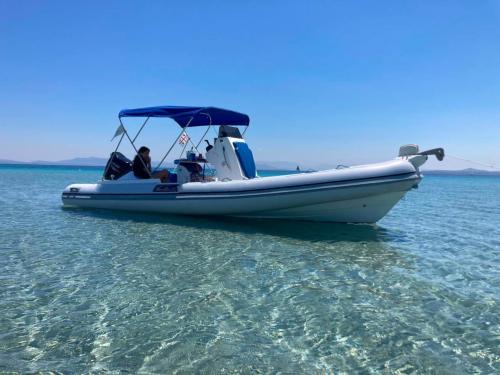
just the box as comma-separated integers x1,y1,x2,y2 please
0,165,499,373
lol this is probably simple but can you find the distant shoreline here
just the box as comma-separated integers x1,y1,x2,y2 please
2,163,500,176
422,169,500,176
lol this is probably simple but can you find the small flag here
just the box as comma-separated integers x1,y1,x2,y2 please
111,124,125,141
179,131,190,145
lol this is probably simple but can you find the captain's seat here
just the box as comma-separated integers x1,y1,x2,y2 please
233,141,256,179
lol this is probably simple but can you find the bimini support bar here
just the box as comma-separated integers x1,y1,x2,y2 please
154,117,194,172
132,116,151,143
183,130,204,157
175,114,211,162
102,118,152,179
123,123,153,178
195,113,212,150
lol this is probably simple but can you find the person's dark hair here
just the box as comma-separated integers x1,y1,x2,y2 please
138,146,150,154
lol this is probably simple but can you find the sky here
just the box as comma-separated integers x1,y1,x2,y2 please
1,0,499,170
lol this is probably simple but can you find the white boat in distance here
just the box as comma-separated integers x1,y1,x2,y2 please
62,105,444,223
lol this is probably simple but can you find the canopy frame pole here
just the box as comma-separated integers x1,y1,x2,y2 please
132,116,150,143
195,113,215,175
195,113,212,150
123,126,153,178
176,128,193,161
195,125,210,150
179,113,211,158
102,118,153,179
154,117,194,172
183,129,203,156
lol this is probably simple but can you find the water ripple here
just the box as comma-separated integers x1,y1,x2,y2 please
0,167,499,373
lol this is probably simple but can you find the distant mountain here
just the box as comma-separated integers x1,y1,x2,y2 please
1,157,307,170
0,157,176,168
31,157,109,166
2,158,499,175
0,159,29,164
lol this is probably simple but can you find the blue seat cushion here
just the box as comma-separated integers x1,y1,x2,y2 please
168,173,178,183
233,142,256,179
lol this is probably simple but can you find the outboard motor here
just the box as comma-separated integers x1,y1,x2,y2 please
399,144,445,169
104,152,132,180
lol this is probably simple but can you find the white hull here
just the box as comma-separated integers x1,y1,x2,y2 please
62,159,421,223
235,190,407,222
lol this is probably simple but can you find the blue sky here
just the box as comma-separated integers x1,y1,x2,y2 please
1,1,499,169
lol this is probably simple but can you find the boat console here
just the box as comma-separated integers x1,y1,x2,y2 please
205,126,257,181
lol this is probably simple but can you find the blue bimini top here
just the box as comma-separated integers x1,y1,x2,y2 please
118,106,250,128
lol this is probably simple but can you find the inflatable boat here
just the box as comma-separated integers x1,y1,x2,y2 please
62,105,444,223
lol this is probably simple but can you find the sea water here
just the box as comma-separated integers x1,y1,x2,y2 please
0,165,499,373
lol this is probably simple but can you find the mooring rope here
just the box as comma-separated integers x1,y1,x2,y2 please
446,154,499,170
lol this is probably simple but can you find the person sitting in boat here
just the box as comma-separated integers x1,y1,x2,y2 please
133,146,169,182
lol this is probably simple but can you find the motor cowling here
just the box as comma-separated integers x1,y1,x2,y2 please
399,144,419,157
104,152,132,180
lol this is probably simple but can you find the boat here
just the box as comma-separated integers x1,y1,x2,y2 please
62,105,444,223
